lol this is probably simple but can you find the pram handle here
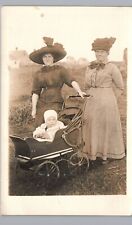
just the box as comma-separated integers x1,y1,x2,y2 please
68,94,91,98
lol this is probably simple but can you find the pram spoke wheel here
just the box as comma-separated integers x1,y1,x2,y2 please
68,152,89,176
56,158,70,179
34,160,60,188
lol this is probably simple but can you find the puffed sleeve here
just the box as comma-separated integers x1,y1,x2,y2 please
32,72,42,95
33,123,46,138
61,66,75,87
111,64,124,90
58,121,67,129
40,123,46,129
33,126,43,137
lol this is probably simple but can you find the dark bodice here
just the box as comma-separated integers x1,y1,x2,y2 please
32,65,74,103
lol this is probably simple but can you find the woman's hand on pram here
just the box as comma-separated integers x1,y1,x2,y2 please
78,91,87,99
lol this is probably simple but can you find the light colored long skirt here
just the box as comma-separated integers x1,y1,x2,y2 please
82,87,125,160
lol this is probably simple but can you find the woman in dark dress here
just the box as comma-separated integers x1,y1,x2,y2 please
29,37,85,126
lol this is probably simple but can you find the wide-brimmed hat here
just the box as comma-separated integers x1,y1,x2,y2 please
29,37,67,64
92,37,116,52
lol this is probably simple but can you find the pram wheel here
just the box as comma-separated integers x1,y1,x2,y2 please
34,160,60,188
56,158,70,179
68,152,89,176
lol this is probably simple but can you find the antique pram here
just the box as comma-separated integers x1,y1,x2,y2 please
10,95,90,188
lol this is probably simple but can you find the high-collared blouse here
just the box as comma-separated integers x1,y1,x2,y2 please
32,65,74,103
85,62,124,90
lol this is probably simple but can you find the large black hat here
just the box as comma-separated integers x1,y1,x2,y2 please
29,37,67,64
92,37,116,52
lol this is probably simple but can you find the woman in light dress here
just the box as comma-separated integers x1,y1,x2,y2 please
82,37,125,164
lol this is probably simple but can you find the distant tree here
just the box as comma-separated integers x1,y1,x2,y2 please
65,56,77,68
77,57,89,68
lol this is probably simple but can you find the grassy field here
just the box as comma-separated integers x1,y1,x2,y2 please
9,63,126,196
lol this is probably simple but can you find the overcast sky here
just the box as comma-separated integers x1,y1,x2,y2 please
2,6,130,61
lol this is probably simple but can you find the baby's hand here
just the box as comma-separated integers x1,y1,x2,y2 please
33,133,38,139
41,131,50,139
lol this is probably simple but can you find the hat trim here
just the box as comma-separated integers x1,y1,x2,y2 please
92,37,116,52
29,46,66,64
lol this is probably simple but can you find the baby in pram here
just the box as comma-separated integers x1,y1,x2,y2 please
33,110,66,142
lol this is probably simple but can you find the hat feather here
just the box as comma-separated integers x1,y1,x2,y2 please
54,43,64,50
43,37,54,46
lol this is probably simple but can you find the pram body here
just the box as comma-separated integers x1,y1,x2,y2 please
10,96,90,188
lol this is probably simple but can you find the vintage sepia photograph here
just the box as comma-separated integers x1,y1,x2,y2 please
1,6,132,215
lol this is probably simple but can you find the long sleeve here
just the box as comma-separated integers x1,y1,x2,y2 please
111,64,124,90
33,123,46,138
110,64,124,99
32,72,42,96
61,66,75,87
58,121,66,129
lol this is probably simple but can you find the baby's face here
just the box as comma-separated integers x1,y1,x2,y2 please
46,116,57,127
